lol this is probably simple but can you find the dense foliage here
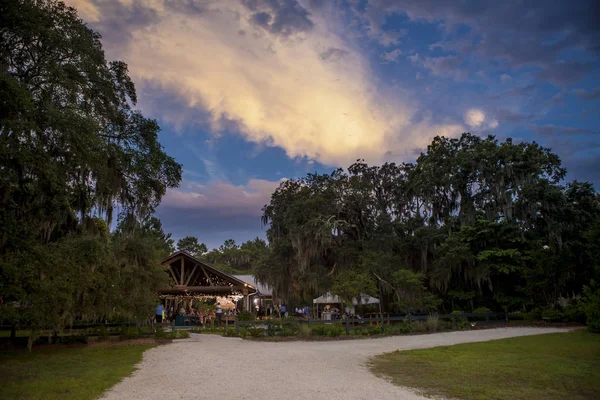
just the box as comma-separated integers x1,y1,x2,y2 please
0,0,181,339
178,236,269,275
257,134,600,318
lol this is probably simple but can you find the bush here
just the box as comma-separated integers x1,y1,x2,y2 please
311,325,329,336
98,325,109,341
426,315,439,332
237,311,255,321
398,320,412,334
120,326,140,340
246,325,263,338
473,307,491,314
582,282,600,333
411,321,427,333
328,324,344,337
224,328,237,337
563,304,587,324
366,325,382,336
541,309,564,322
299,324,312,338
451,311,469,330
154,327,169,339
525,308,543,321
509,312,525,321
171,329,190,339
237,327,248,338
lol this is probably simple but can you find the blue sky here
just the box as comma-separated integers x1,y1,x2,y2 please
70,0,599,248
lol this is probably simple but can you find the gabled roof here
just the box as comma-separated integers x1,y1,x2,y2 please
161,251,251,289
233,275,273,296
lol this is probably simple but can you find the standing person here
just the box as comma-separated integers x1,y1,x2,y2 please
155,303,164,324
280,304,287,318
216,302,223,327
304,305,310,319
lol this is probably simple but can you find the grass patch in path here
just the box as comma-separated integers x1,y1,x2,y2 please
0,344,153,400
369,330,600,400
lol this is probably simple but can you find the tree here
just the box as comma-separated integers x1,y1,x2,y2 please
259,132,599,314
177,236,207,257
0,0,182,343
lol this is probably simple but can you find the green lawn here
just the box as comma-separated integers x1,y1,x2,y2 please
0,345,153,400
369,330,600,400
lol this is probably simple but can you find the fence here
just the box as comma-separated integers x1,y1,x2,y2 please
234,311,508,335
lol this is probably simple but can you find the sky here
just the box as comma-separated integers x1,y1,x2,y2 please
68,0,599,249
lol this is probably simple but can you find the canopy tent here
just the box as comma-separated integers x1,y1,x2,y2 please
312,293,379,305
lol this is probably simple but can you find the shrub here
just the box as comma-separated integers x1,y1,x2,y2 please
541,309,564,322
170,329,190,339
509,312,525,321
237,311,255,321
237,327,248,338
426,315,439,332
154,327,169,339
563,304,586,324
473,307,491,314
120,326,140,340
398,320,412,334
224,328,237,337
328,324,344,337
366,325,382,336
582,282,600,333
451,311,469,330
311,325,329,336
299,324,312,338
525,308,543,321
411,321,427,333
247,325,263,338
98,325,109,341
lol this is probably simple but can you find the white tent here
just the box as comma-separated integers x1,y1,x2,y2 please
312,292,379,305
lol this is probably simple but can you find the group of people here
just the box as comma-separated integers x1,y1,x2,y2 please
154,302,227,326
254,304,312,319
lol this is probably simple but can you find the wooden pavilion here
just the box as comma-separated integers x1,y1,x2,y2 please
159,251,257,314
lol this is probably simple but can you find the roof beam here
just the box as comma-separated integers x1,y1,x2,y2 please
185,264,199,286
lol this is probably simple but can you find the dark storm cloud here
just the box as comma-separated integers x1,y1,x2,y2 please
360,0,600,85
243,0,314,36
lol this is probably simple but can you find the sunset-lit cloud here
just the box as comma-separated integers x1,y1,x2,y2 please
68,0,464,166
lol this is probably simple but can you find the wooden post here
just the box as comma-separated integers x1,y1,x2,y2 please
345,315,349,335
235,316,238,333
180,257,184,285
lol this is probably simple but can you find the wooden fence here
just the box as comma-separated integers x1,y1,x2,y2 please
234,311,508,335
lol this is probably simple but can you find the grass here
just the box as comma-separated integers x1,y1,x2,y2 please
0,345,153,400
369,330,600,400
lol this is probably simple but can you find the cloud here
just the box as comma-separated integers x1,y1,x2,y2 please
68,0,465,166
500,74,512,84
462,109,499,130
410,54,467,81
573,87,600,101
381,49,402,63
464,109,486,128
529,124,595,137
494,109,539,124
356,0,600,85
161,178,282,217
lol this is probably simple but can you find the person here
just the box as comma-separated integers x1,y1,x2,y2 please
280,304,287,318
304,305,310,319
155,303,164,324
216,302,223,326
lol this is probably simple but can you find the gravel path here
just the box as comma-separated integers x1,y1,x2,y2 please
101,327,570,400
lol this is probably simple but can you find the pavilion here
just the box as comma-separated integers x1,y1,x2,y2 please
159,251,258,314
